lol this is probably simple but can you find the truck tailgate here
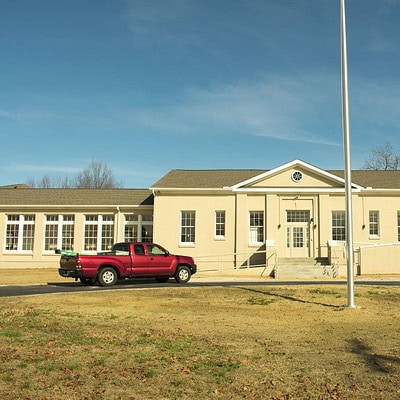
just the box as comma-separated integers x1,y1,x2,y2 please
60,255,78,270
58,255,83,279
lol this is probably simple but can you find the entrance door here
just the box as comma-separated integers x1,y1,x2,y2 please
285,210,310,257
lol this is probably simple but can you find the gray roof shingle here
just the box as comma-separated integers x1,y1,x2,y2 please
0,188,154,206
151,169,400,190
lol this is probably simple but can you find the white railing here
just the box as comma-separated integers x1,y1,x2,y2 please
194,247,277,277
328,241,400,276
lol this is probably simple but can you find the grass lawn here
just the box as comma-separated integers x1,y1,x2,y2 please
0,270,399,399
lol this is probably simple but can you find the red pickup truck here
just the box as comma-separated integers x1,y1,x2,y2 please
58,242,197,287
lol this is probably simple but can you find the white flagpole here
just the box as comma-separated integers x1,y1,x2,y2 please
340,0,356,308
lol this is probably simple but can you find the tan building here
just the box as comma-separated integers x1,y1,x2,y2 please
151,160,400,278
1,160,400,277
0,187,153,269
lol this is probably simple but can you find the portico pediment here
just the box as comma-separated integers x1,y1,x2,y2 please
230,159,363,192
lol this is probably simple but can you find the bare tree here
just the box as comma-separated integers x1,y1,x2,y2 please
75,160,123,189
27,160,123,188
363,142,400,170
27,174,56,188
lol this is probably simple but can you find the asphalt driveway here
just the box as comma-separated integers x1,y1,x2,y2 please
1,276,400,297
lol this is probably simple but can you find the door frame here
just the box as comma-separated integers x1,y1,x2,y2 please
285,209,312,258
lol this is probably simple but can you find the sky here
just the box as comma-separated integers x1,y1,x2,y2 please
1,0,400,188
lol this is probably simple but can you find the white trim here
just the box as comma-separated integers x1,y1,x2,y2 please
4,214,35,253
0,205,151,209
214,210,226,240
229,159,364,191
43,214,75,253
151,187,228,192
233,187,361,193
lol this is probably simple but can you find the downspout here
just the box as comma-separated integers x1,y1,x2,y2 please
234,193,237,269
151,189,157,241
116,206,121,242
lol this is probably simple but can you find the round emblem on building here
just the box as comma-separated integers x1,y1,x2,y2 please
291,170,303,182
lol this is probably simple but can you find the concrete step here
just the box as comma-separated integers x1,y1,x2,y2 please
275,258,336,279
277,257,316,266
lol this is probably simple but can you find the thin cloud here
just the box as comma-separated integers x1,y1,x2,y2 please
12,164,81,174
0,108,66,124
124,0,194,35
351,78,400,132
124,72,342,146
0,109,18,120
367,35,396,53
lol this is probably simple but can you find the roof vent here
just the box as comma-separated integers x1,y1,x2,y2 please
291,170,303,183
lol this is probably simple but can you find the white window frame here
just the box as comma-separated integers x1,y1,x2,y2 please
332,211,346,241
249,211,264,245
84,215,115,252
180,211,196,245
398,211,400,242
215,211,226,240
369,210,380,238
4,214,35,253
124,214,153,242
44,214,75,252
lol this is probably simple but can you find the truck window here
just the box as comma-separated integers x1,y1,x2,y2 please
134,244,145,255
113,243,130,255
147,244,167,256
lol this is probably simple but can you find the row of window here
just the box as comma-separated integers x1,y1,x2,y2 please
332,210,384,240
3,210,396,252
180,211,265,244
4,214,153,253
182,210,398,244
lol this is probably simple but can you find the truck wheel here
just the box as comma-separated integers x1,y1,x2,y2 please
156,277,170,283
174,266,191,284
80,278,95,286
98,267,118,287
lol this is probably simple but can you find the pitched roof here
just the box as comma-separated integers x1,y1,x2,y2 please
151,169,400,190
0,188,154,206
151,170,267,189
328,170,400,189
0,184,31,189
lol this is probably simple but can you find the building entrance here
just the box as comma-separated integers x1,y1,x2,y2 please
285,210,310,257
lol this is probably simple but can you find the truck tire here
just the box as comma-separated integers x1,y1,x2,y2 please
97,267,118,287
80,277,95,286
156,277,170,283
174,266,191,284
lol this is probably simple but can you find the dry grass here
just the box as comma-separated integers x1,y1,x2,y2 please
0,268,65,286
0,270,400,399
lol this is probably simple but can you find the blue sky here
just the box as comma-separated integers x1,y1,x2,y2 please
1,0,399,188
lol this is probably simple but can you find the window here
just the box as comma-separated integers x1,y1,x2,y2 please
101,215,114,251
369,211,379,237
124,215,137,241
249,211,264,244
292,226,304,248
332,211,346,241
287,210,310,223
291,170,303,182
84,215,114,252
134,244,145,255
181,211,195,244
215,211,225,238
124,214,153,242
147,244,168,256
5,215,35,252
113,243,130,254
44,215,74,251
141,215,153,242
398,212,400,242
